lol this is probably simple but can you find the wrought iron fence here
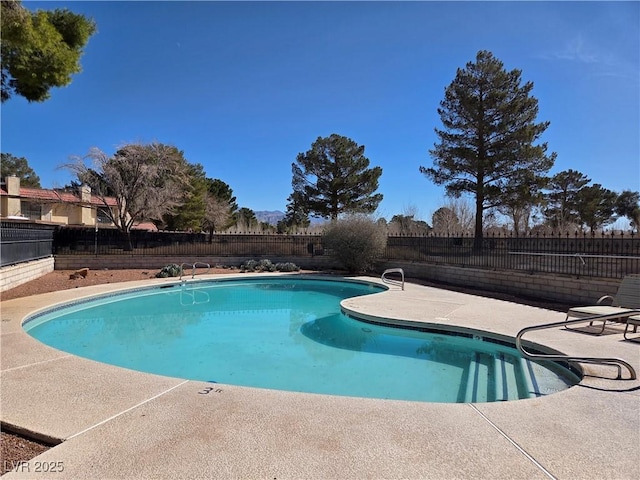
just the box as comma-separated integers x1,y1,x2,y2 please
52,227,326,258
384,232,640,279
44,226,640,279
1,221,56,267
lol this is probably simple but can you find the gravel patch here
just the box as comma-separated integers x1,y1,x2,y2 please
1,431,51,475
0,268,239,301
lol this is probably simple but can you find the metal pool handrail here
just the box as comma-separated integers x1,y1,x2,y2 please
180,262,211,280
381,268,404,290
515,312,639,380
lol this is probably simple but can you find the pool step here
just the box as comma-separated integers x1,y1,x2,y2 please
463,352,543,402
518,357,542,398
463,352,491,402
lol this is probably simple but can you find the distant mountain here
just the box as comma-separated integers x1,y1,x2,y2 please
255,210,285,225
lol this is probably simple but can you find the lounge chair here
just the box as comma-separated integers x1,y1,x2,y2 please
624,314,640,342
565,274,640,335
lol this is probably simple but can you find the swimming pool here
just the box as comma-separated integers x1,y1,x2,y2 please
24,277,579,403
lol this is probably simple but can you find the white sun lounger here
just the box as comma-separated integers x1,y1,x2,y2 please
565,274,640,335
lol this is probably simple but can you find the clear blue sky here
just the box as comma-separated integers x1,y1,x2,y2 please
2,1,639,222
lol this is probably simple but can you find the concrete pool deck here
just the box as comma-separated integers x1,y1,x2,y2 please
1,273,638,479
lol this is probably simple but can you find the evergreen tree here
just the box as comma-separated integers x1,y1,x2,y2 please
0,152,41,187
234,207,258,232
543,169,590,230
292,134,383,220
278,192,310,233
421,50,555,243
206,179,238,214
1,0,96,102
163,163,208,231
164,174,238,233
497,169,547,235
388,215,431,235
614,190,640,231
575,184,617,232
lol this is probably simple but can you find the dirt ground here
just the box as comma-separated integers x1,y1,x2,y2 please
1,431,50,475
0,267,236,301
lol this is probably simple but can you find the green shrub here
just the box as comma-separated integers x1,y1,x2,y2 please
322,216,387,273
275,262,300,272
240,259,258,272
240,259,276,272
240,259,300,273
258,259,276,272
156,264,183,278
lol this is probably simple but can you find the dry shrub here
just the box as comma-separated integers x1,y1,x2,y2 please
322,216,387,273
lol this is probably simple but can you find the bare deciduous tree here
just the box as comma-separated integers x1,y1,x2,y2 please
202,194,232,241
431,198,475,235
65,143,191,248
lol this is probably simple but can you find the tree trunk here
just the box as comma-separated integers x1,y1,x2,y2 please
473,213,483,251
121,229,134,251
474,192,484,252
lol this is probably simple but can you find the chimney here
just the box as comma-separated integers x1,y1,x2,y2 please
5,176,20,195
80,184,91,203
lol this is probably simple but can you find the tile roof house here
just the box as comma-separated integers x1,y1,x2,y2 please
1,176,118,227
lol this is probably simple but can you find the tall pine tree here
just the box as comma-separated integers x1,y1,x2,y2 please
1,0,96,102
421,50,555,243
292,134,382,220
575,184,617,233
543,169,590,230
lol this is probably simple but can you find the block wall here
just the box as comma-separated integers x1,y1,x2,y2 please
53,255,338,272
5,255,622,305
378,261,620,305
0,257,55,292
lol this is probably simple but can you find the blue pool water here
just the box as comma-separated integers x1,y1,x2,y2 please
24,277,579,403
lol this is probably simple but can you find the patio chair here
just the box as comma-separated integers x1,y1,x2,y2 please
564,274,640,335
624,314,640,342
